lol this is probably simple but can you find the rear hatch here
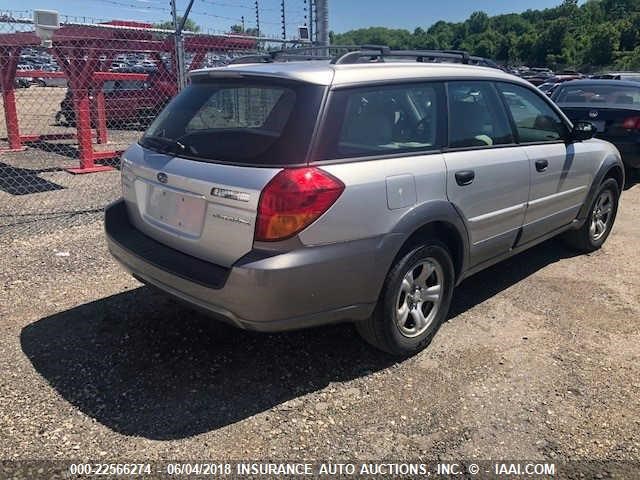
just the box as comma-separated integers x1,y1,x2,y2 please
559,105,640,138
121,75,326,267
554,82,640,138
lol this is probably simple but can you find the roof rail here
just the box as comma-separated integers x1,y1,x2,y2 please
332,46,472,65
228,45,359,65
226,44,501,70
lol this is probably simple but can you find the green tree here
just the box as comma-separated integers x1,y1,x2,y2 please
155,16,200,32
467,11,489,35
329,0,640,70
587,22,621,65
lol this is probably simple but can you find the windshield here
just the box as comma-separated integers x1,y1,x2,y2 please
141,78,325,166
554,84,640,105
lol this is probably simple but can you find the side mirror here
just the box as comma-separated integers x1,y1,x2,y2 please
571,121,596,141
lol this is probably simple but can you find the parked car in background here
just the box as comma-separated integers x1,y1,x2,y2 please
56,74,176,127
35,77,68,87
16,64,34,84
106,49,624,357
591,72,640,82
552,79,640,179
538,73,584,96
14,77,30,88
538,82,560,96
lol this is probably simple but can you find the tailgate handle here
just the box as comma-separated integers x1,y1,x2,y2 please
535,159,549,172
455,170,475,186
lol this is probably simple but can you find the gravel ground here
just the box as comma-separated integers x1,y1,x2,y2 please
0,180,639,475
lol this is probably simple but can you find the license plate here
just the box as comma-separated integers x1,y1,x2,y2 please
145,185,206,236
591,120,606,133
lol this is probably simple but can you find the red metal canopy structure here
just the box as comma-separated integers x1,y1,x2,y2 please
0,23,257,173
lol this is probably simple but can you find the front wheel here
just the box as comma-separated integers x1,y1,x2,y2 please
356,241,455,356
563,178,619,252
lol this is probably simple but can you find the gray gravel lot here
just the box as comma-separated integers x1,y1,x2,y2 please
0,174,639,475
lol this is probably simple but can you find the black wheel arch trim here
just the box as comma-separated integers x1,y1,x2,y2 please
391,200,471,285
576,156,625,225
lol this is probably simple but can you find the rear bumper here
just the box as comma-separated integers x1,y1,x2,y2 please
105,200,402,332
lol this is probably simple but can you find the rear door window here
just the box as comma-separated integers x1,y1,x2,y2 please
141,78,325,166
315,82,445,160
446,81,514,148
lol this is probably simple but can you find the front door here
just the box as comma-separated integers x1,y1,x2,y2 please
496,82,593,244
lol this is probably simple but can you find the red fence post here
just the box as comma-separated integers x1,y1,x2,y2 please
0,46,25,152
94,84,108,144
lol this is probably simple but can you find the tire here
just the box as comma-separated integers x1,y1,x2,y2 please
563,178,619,253
356,241,455,356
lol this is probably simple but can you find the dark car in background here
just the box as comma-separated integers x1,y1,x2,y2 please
56,74,176,127
591,72,640,82
552,79,640,178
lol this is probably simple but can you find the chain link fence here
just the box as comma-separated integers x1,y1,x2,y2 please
0,14,259,237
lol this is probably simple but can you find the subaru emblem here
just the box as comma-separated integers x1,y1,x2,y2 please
157,172,168,184
589,110,599,119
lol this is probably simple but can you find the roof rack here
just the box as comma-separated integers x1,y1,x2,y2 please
227,44,500,69
228,45,358,65
332,45,471,65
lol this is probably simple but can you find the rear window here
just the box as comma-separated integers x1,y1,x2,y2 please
314,82,446,160
555,84,640,105
141,78,325,166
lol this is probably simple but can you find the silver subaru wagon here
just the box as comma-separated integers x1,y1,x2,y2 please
106,47,624,356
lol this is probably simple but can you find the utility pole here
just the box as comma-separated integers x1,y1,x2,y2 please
307,0,314,45
255,0,260,37
281,0,286,41
170,0,195,91
315,0,328,52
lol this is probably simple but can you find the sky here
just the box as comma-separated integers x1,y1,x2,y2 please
6,0,570,37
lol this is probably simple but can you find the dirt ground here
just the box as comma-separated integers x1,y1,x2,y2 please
0,177,639,474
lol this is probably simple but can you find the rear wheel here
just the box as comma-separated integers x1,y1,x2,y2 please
356,241,454,356
563,178,619,252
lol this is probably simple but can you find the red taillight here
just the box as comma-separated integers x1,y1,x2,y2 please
622,116,640,130
255,167,345,242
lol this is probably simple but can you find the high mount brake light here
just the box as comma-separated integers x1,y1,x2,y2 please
255,167,345,242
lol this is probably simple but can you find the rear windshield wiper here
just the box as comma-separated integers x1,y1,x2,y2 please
140,135,188,155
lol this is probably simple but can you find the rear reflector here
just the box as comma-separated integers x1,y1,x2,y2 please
255,167,345,242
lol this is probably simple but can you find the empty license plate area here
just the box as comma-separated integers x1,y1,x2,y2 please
144,183,206,237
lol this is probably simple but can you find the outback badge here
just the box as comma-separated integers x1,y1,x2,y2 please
211,187,250,202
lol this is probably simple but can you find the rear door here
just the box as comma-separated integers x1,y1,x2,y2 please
443,81,529,267
497,82,591,244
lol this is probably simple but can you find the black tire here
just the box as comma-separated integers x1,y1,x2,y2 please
356,241,455,356
563,178,619,253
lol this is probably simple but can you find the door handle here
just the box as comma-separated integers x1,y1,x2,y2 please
535,159,549,172
455,170,475,186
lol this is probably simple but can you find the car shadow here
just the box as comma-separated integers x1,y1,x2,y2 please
449,237,580,317
20,237,579,440
20,287,396,440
